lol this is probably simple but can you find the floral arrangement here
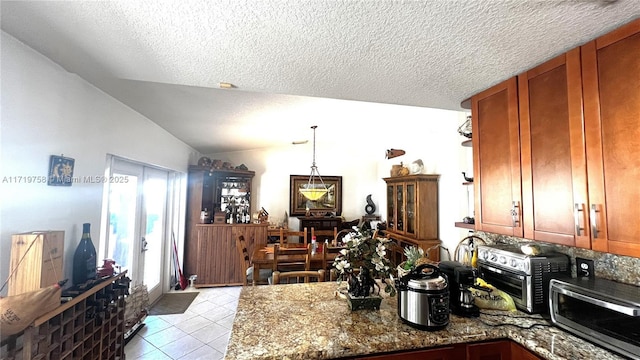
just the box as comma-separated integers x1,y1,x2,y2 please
332,227,396,297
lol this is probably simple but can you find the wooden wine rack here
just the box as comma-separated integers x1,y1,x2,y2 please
1,272,128,360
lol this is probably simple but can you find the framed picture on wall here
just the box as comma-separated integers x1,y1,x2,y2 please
289,175,342,216
48,155,75,186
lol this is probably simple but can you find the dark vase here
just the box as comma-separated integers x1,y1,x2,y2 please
73,223,97,286
347,267,377,297
346,267,383,311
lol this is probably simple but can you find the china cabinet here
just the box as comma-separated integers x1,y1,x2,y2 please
185,166,255,278
383,174,441,262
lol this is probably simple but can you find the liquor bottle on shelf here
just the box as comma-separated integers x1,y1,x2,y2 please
226,206,233,224
73,223,97,286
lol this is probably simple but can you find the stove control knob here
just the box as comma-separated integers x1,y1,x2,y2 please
509,259,517,268
490,253,498,262
498,256,507,265
480,250,488,260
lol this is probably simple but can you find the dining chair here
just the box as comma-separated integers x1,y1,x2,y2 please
273,243,311,272
236,235,272,285
278,227,308,247
271,269,326,284
322,244,348,281
310,227,338,245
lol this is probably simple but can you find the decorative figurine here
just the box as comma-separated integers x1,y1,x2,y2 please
348,267,379,298
365,194,376,215
385,148,405,159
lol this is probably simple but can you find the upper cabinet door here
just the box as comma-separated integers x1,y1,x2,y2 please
472,78,523,237
582,19,640,257
518,49,591,247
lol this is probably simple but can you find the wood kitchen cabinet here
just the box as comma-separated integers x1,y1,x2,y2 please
384,175,441,262
518,48,590,248
354,340,541,360
467,340,511,360
582,19,640,257
510,341,542,360
471,18,640,258
359,343,466,359
471,78,523,238
194,223,267,287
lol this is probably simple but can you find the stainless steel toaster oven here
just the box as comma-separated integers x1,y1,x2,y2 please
549,277,640,360
477,244,570,313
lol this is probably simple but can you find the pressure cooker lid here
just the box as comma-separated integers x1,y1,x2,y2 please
407,275,447,290
403,264,448,290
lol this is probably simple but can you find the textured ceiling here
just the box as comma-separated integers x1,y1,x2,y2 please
2,0,639,153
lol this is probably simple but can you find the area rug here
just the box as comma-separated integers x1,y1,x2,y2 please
148,292,199,315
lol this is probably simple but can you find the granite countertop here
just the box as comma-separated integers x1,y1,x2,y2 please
225,282,625,360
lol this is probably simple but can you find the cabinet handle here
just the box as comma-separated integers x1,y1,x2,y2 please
590,204,600,239
510,201,520,227
574,203,585,236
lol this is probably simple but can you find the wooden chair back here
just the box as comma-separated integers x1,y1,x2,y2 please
310,227,338,244
235,235,250,286
279,227,308,247
322,244,348,281
273,243,311,272
272,270,326,284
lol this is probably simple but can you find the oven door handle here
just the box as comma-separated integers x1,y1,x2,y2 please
555,286,640,316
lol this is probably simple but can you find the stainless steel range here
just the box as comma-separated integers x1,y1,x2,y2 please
477,244,570,313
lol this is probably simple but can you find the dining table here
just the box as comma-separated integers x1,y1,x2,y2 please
250,244,341,285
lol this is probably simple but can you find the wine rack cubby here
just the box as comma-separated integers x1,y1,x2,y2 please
1,272,129,360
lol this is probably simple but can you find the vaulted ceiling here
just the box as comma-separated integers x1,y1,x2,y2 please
2,1,639,153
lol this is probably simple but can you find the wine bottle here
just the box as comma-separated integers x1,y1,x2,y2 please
73,223,97,286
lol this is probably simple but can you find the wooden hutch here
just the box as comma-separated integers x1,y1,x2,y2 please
383,174,441,264
185,166,267,287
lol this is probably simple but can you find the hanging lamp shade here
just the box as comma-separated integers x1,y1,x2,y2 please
300,125,328,201
299,187,328,201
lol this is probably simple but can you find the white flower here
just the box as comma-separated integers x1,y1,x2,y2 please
331,227,396,297
372,256,385,271
335,260,351,273
376,243,386,258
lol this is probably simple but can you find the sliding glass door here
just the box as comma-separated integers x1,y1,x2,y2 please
104,158,172,304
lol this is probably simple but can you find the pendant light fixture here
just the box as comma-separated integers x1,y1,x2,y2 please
299,125,329,201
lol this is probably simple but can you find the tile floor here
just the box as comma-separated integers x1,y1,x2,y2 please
124,286,241,360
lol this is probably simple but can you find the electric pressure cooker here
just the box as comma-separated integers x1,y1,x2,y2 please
395,264,449,330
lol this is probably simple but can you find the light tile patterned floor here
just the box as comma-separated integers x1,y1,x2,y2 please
125,286,241,360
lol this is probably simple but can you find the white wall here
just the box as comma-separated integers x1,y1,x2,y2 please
0,31,472,293
209,103,470,259
0,32,197,293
